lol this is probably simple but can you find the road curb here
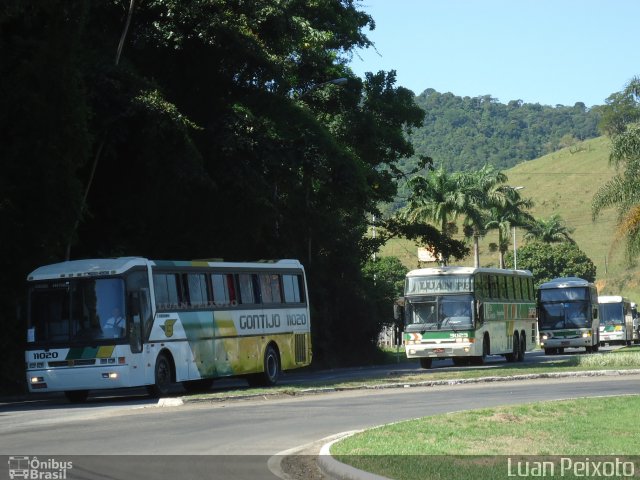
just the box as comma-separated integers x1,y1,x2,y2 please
317,431,391,480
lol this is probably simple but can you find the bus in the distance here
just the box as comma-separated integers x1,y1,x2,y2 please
598,295,634,346
397,266,537,368
25,257,311,402
537,277,600,355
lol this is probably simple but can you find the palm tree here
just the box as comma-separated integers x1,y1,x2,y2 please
458,165,508,267
401,167,466,264
484,186,534,268
593,78,640,260
524,214,575,244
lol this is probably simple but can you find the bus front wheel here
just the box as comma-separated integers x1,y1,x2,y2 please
506,333,519,362
182,378,214,393
419,358,432,369
517,333,526,362
64,390,89,403
148,352,173,398
472,336,488,365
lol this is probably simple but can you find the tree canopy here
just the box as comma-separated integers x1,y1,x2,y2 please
592,77,640,262
0,0,428,387
505,243,596,286
403,89,600,174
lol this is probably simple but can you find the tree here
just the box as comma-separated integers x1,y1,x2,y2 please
458,165,508,267
505,242,596,286
0,0,429,387
484,187,534,268
524,214,575,244
597,77,640,136
400,167,468,264
592,77,640,262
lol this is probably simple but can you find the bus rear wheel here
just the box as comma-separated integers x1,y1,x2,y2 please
248,344,281,387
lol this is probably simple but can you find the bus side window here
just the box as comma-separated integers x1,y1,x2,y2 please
153,273,180,311
238,273,257,304
488,275,498,300
186,273,209,308
211,273,234,306
283,274,303,303
259,273,282,304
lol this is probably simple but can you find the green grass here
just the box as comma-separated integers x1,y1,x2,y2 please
331,395,640,480
380,136,640,302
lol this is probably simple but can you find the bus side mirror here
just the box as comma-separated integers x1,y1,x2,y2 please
476,302,484,325
593,307,598,319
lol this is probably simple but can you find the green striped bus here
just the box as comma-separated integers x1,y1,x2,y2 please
399,266,537,368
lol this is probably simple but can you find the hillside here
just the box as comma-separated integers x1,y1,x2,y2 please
403,89,601,174
380,136,640,301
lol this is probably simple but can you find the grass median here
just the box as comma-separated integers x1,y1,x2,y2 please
330,396,640,480
327,347,640,480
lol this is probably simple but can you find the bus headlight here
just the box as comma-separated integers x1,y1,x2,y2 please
30,376,44,384
102,372,118,379
582,332,590,338
541,334,548,341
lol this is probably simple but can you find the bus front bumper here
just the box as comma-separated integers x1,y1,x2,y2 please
599,332,625,343
26,365,134,393
405,343,474,358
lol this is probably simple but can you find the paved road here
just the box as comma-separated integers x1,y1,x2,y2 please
1,346,633,479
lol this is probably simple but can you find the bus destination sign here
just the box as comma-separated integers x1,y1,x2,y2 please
407,275,472,295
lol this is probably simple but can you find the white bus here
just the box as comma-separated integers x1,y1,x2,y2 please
598,295,634,346
537,277,600,354
25,257,311,402
398,266,537,368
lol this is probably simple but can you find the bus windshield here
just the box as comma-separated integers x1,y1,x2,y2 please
538,287,591,329
406,294,473,331
28,278,126,344
538,302,590,329
600,303,625,325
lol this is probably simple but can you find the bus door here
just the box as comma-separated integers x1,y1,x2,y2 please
126,288,151,385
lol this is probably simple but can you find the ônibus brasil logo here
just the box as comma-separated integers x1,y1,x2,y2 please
8,456,73,479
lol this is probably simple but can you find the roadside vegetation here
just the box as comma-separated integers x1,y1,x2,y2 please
330,395,640,480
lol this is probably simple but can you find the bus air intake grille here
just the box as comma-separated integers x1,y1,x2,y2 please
294,334,307,363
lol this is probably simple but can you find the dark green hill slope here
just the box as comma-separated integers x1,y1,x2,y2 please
405,89,601,173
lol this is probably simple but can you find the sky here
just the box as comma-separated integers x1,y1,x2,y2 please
348,0,640,107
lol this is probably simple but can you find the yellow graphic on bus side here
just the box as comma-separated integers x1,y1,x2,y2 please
160,319,177,337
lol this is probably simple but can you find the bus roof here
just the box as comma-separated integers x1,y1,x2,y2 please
27,257,304,281
405,266,532,277
538,277,593,289
598,295,628,304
